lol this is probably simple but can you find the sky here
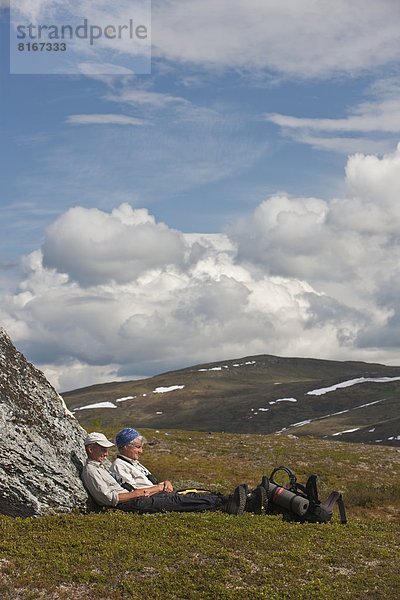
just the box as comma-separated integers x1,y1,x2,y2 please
1,0,400,391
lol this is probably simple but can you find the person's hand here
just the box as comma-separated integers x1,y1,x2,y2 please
160,480,174,492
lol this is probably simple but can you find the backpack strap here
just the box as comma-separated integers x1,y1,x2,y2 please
305,474,319,505
116,454,159,484
270,466,297,490
321,491,347,524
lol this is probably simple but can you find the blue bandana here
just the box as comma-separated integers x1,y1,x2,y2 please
115,427,140,447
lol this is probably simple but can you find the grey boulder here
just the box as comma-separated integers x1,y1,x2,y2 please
0,328,88,517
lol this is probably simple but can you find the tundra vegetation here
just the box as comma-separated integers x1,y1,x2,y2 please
1,429,399,599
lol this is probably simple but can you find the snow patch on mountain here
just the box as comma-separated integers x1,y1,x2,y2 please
307,376,400,396
115,395,134,402
75,401,117,411
153,385,185,393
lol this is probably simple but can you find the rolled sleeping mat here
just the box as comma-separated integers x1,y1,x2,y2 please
267,482,309,516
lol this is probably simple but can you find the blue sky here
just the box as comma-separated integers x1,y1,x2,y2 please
1,1,400,390
1,59,357,251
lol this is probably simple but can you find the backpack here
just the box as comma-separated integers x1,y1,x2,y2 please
265,466,347,524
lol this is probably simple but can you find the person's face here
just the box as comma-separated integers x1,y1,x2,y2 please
122,440,144,461
88,443,109,462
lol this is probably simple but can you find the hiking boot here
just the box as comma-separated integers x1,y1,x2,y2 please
245,485,267,515
224,484,247,516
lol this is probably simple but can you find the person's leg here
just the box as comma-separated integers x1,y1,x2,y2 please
117,486,246,515
118,491,224,513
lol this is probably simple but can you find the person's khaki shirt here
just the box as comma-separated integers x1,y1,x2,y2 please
82,459,125,507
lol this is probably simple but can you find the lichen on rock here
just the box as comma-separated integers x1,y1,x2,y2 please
0,328,88,517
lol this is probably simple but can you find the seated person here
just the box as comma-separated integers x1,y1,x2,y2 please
112,427,266,515
111,427,171,491
81,431,266,515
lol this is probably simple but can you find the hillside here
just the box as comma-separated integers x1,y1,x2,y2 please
1,430,399,599
63,354,400,446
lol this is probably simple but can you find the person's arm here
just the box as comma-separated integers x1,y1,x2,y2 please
112,458,174,493
117,481,172,503
82,463,123,507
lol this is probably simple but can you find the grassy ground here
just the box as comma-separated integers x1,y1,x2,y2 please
1,429,399,599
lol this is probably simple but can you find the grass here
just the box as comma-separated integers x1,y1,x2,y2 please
1,512,399,599
1,429,399,598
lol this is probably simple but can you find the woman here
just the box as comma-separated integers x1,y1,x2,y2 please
111,427,266,515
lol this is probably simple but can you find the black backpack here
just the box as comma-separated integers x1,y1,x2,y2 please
265,466,347,524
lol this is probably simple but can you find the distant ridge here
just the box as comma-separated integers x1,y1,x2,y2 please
63,354,400,447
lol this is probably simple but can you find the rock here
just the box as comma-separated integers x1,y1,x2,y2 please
0,328,88,517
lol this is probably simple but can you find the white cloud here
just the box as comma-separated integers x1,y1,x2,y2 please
11,1,400,77
152,0,400,77
106,89,189,109
284,133,394,156
66,114,148,126
334,144,400,233
266,98,400,134
41,203,186,285
2,206,339,388
106,86,222,125
77,62,135,77
230,145,400,320
42,360,124,392
231,146,400,296
9,0,48,21
264,79,400,153
3,145,400,389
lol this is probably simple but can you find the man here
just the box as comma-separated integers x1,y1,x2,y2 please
81,431,261,515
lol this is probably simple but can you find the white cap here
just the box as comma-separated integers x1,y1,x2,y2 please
84,432,114,447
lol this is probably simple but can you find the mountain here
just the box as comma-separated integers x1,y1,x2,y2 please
63,354,400,446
